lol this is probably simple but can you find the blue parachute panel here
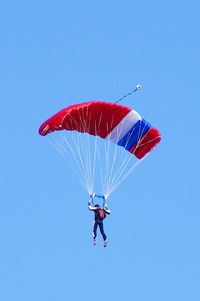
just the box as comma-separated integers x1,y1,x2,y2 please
117,119,151,150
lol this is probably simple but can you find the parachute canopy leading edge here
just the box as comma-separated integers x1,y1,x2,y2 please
39,101,161,159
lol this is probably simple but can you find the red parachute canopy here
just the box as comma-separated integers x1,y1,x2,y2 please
39,101,161,159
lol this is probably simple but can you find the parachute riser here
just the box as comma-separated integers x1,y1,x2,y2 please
90,194,106,207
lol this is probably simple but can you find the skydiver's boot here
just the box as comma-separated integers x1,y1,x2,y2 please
93,238,97,246
104,240,107,247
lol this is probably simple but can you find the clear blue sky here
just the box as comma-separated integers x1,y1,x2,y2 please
0,1,199,300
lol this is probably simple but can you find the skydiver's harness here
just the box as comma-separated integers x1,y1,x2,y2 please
89,194,107,220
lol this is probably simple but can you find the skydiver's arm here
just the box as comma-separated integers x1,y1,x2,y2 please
88,197,93,207
88,205,97,211
104,208,111,215
88,193,95,208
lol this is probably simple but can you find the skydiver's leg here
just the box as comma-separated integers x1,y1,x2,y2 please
93,221,98,239
93,221,98,245
99,222,107,241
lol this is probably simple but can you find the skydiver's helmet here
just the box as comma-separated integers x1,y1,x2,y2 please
95,204,100,208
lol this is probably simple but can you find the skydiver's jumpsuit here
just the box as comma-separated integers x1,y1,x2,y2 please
88,205,111,241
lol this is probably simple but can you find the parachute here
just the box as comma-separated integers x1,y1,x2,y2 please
39,101,161,198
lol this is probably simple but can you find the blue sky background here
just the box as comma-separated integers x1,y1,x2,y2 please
0,0,199,300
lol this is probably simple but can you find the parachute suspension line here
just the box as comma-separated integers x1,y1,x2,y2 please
76,107,95,194
60,113,91,191
84,131,93,192
99,118,137,198
104,145,113,196
68,132,86,190
101,122,113,197
106,128,141,196
99,122,109,196
49,107,96,194
103,123,111,195
101,116,146,197
105,121,150,194
76,132,91,192
91,131,99,194
49,134,88,190
94,114,105,196
104,144,121,198
66,133,91,191
107,158,143,195
95,138,104,196
103,118,126,197
105,150,133,197
115,84,142,104
71,107,101,195
66,133,90,191
101,119,149,198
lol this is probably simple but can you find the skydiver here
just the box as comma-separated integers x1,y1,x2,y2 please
88,193,111,247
